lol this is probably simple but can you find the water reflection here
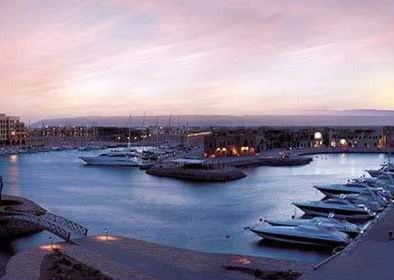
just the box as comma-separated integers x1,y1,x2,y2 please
7,161,20,196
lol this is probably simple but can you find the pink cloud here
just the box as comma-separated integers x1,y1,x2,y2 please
0,0,393,120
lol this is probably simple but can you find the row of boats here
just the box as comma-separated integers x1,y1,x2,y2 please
79,149,159,167
78,144,199,167
249,163,394,249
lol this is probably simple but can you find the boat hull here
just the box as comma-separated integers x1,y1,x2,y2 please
250,229,348,248
315,186,361,196
79,156,142,167
265,219,360,238
294,204,375,221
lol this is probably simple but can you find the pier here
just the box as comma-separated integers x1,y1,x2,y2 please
302,204,394,280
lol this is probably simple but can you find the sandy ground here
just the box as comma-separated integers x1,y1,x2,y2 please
3,236,313,280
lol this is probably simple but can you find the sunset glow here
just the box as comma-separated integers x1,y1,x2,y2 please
0,0,393,120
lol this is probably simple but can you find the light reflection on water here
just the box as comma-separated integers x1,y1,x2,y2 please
0,151,387,264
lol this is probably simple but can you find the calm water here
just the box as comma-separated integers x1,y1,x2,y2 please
0,151,388,265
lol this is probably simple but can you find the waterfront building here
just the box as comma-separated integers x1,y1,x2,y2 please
328,127,385,148
95,126,150,142
204,126,392,157
0,113,27,146
28,125,153,145
204,127,266,157
28,126,95,146
264,127,329,149
384,126,394,148
0,114,7,144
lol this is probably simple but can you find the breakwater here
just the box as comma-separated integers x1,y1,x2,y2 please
214,156,313,168
146,164,247,181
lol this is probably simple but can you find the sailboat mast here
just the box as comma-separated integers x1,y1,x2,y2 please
128,114,132,150
168,114,172,143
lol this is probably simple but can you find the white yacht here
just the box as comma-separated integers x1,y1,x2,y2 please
79,152,144,167
293,199,376,221
315,183,392,202
250,223,350,248
265,216,361,237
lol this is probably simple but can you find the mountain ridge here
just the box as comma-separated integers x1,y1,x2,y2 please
31,110,394,128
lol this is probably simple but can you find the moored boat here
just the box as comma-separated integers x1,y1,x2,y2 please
264,216,361,237
366,164,394,178
293,199,376,221
79,152,143,166
250,223,350,248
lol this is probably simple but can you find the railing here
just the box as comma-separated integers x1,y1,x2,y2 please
1,210,88,242
43,212,88,236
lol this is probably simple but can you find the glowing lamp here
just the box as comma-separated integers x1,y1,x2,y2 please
95,235,118,241
314,132,322,139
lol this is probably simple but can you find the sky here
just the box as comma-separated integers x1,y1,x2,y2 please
0,0,393,121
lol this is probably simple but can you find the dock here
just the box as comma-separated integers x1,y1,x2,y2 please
302,204,394,280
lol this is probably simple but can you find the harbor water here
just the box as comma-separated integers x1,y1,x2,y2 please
0,151,388,267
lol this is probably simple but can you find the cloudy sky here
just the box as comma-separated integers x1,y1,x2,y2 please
0,0,393,120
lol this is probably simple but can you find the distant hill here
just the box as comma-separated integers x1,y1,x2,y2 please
31,110,394,128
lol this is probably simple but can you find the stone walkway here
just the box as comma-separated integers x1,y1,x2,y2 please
302,204,394,280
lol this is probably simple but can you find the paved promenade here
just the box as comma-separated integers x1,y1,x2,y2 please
3,236,313,280
302,204,394,280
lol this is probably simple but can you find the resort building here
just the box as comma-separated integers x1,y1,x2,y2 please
204,128,266,157
264,127,330,149
0,114,7,144
0,113,27,145
328,127,385,148
384,126,394,148
204,126,393,157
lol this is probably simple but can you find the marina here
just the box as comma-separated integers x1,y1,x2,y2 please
1,0,393,278
1,150,393,278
